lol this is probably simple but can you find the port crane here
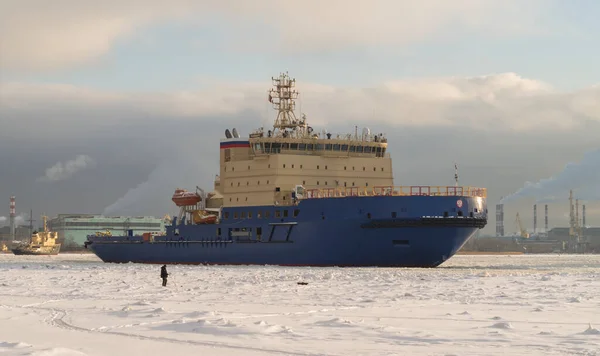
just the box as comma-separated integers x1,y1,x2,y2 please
515,212,529,238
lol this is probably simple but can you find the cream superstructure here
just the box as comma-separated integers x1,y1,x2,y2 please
207,72,393,209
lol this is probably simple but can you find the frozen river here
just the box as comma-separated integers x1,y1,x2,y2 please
0,253,599,356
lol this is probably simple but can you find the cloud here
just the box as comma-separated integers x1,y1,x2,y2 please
2,72,600,229
0,0,548,71
1,72,597,135
37,155,96,182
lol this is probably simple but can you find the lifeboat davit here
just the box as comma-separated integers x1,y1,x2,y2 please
171,189,201,207
195,215,217,224
192,210,217,224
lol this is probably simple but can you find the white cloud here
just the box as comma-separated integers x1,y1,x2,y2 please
37,155,96,182
0,0,548,71
2,72,597,135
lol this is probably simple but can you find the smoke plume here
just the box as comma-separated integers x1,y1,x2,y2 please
37,154,96,182
102,156,215,217
501,148,600,203
0,214,27,226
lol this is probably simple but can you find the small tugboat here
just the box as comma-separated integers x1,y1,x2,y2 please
12,215,61,256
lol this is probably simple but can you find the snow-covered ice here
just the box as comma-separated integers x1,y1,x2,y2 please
0,254,599,356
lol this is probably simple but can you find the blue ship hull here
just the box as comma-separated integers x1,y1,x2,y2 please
85,195,487,267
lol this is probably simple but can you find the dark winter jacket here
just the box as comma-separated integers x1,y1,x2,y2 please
160,266,168,278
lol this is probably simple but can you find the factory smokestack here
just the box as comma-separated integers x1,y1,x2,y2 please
544,204,548,231
533,204,537,234
582,204,586,227
496,203,504,237
9,196,15,240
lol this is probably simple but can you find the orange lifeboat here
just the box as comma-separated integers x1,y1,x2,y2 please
171,188,201,207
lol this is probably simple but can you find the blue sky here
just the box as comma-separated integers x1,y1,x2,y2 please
3,0,600,91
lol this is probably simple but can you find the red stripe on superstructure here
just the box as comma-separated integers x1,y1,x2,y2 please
220,143,250,149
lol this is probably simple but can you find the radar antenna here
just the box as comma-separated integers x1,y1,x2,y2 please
267,72,307,137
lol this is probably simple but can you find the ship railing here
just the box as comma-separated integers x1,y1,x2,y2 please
302,186,487,199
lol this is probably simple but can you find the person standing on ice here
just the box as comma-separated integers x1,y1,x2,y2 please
160,265,169,286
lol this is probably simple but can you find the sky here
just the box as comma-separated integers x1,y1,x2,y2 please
1,0,600,235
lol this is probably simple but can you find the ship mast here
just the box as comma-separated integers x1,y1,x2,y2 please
267,72,308,138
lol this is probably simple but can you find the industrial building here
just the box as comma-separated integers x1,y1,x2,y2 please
48,214,165,250
489,189,599,253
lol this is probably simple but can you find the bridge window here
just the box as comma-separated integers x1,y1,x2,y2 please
300,165,303,169
317,181,320,185
283,210,289,218
257,212,262,218
241,212,246,218
248,212,252,218
248,165,250,170
392,212,397,218
303,180,306,185
363,167,366,171
293,209,300,217
344,166,347,170
325,165,328,169
234,212,238,219
381,167,384,171
283,164,286,168
224,212,229,219
275,211,281,218
292,164,294,168
317,165,320,169
265,211,271,218
373,167,376,171
341,145,348,151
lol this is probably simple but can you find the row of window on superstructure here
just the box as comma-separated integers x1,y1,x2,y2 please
226,164,385,172
229,181,370,188
254,142,386,157
222,209,300,220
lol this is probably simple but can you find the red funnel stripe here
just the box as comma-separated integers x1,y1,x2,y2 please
220,141,250,149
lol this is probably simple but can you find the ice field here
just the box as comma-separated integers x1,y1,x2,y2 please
0,253,599,356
